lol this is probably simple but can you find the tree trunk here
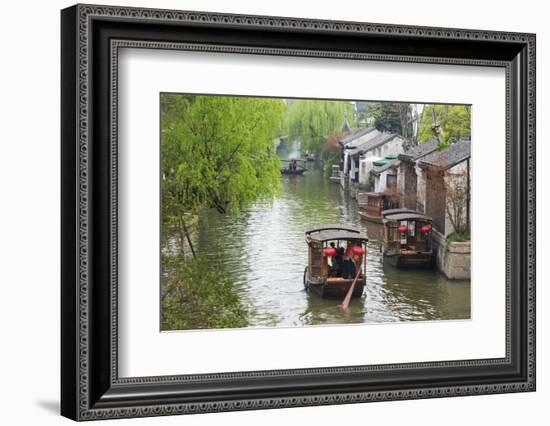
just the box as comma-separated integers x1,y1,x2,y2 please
431,109,444,145
180,216,196,258
177,222,186,256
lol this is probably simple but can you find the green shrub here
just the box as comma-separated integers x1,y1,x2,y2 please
161,256,252,330
447,231,471,243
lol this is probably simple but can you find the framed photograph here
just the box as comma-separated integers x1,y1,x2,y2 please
61,4,536,421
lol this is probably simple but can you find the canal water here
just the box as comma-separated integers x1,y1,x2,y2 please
194,164,471,328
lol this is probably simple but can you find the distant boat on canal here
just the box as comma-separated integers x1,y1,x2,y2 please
281,159,307,175
380,209,435,269
281,168,307,175
303,224,368,298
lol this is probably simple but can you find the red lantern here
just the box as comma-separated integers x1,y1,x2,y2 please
352,246,365,256
421,224,432,233
399,225,408,234
323,247,336,257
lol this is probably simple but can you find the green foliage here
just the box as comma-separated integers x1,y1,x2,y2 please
366,102,412,137
418,105,471,144
321,131,343,177
161,94,286,254
161,256,252,330
447,231,471,243
161,94,286,217
286,100,354,154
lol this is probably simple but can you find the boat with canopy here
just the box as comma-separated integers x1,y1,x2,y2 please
380,209,435,268
304,224,368,298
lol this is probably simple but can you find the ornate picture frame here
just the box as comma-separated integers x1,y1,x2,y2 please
61,3,535,421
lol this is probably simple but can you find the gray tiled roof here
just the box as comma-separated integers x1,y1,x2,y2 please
340,127,377,145
418,140,471,169
349,132,400,157
398,139,439,162
371,159,400,175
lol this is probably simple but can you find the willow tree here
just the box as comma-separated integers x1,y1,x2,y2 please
161,94,286,255
417,104,471,147
286,100,354,154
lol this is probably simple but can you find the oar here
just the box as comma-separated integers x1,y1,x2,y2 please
339,266,362,310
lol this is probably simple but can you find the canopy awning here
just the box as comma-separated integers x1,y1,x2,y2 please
384,213,433,222
307,229,368,243
305,224,360,235
381,208,419,217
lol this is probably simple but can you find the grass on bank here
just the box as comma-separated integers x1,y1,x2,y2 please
447,231,471,243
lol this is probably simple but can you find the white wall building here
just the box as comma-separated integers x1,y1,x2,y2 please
371,158,399,193
339,127,380,188
348,133,405,188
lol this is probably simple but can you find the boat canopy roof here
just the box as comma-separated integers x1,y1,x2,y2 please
307,230,368,243
359,191,385,198
381,208,418,217
305,224,360,235
384,212,433,222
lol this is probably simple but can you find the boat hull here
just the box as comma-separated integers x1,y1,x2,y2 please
358,209,383,223
384,252,434,269
307,278,365,298
281,169,306,175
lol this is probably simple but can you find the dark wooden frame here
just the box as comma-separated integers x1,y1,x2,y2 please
61,3,536,421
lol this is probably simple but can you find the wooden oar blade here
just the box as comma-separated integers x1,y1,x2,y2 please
339,267,362,310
